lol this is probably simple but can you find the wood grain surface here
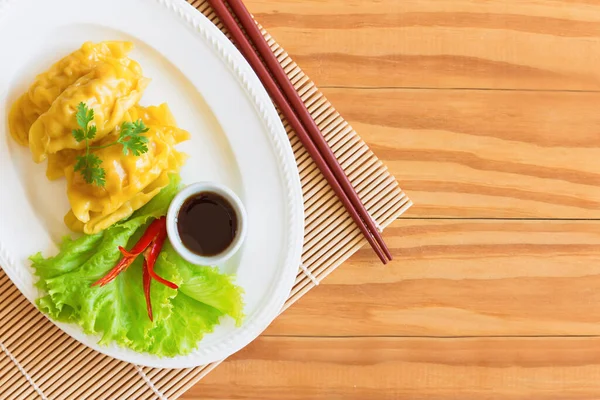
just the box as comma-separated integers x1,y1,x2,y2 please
323,88,600,218
189,336,600,400
183,0,600,398
246,0,600,90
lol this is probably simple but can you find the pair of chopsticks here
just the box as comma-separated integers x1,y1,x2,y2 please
206,0,392,264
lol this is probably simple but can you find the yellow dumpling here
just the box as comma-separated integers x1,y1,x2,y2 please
29,56,150,163
127,103,179,128
46,149,81,180
9,40,192,234
63,104,190,234
64,172,173,234
8,41,134,146
44,104,185,181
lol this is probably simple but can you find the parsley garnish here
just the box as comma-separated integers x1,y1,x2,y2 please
117,120,150,156
72,102,150,186
74,153,105,187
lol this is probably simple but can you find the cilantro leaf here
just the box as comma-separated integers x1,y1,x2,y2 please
72,103,149,187
75,102,94,130
74,154,105,187
117,119,150,156
119,121,135,133
72,102,104,186
72,128,86,143
121,135,149,156
87,124,97,140
73,102,97,143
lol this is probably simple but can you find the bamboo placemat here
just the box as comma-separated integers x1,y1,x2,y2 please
0,1,412,398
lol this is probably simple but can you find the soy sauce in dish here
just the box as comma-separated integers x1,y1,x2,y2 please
176,192,238,257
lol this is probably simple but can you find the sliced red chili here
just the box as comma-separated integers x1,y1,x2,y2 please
90,215,178,322
143,261,153,322
90,217,167,287
144,228,178,290
90,254,137,287
128,217,167,255
118,246,137,258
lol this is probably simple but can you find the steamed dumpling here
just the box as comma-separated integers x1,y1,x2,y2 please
63,104,190,234
28,57,150,163
8,41,134,146
8,40,191,234
46,149,81,180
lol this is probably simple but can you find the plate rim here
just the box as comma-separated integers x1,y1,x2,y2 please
0,0,304,368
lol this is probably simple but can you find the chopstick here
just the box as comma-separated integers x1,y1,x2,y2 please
206,0,392,264
223,0,394,262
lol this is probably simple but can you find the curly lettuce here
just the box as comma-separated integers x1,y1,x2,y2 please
30,174,245,357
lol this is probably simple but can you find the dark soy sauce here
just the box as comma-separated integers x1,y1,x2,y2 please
177,192,238,256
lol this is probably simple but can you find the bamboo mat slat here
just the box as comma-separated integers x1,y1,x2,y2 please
0,1,412,398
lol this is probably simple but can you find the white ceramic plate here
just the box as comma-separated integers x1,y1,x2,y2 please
0,0,304,368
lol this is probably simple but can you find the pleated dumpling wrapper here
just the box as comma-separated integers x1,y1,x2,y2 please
28,54,150,163
8,41,135,147
46,149,81,180
63,104,190,235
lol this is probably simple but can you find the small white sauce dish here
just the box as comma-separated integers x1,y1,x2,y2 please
166,182,247,266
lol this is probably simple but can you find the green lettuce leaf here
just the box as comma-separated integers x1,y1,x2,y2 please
158,242,245,325
30,174,245,357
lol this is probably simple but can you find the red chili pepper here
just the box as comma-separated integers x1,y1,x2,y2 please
143,227,178,290
90,250,140,287
143,262,153,322
140,228,176,322
90,217,167,287
118,246,137,258
90,215,177,322
127,217,167,255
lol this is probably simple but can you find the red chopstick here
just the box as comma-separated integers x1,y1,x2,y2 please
206,0,391,264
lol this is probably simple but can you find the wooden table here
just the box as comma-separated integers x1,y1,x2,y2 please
184,0,600,398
